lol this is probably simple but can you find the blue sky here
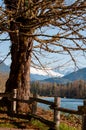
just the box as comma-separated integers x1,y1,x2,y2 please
0,32,86,72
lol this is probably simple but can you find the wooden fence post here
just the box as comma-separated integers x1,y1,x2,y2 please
82,100,86,130
54,97,61,130
31,93,37,114
11,89,17,113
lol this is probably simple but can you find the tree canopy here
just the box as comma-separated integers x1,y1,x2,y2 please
0,0,86,68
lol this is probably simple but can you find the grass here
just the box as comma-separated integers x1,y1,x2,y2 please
0,118,81,130
0,123,16,128
31,120,81,130
0,106,81,130
31,119,49,130
59,123,81,130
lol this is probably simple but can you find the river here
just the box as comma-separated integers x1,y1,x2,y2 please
38,97,84,110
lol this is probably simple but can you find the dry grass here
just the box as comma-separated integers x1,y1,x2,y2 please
0,106,81,130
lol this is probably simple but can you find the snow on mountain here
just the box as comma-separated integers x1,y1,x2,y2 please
30,67,63,77
54,67,75,75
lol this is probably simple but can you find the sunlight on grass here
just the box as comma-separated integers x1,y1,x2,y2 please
60,123,81,130
30,119,80,130
31,119,49,130
0,123,16,128
0,119,81,130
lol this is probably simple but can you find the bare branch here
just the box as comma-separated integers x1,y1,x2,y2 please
0,0,86,68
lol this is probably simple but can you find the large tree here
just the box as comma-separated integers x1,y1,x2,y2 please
0,0,86,112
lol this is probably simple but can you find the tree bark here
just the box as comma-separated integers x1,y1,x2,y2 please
16,33,33,113
4,20,33,113
3,0,33,113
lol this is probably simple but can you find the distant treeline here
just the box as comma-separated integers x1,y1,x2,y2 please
31,80,86,99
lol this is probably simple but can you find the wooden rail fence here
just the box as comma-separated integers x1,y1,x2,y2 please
0,89,86,130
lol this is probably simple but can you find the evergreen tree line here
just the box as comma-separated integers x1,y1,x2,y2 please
31,80,86,99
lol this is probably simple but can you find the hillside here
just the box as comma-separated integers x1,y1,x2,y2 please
0,72,8,92
0,61,63,81
0,61,10,73
42,68,86,83
42,77,71,84
0,61,86,84
63,68,86,81
30,73,49,81
0,61,9,92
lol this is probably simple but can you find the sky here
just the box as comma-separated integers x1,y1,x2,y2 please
1,31,86,74
0,0,86,74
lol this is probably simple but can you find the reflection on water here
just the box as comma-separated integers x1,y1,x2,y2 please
38,97,83,110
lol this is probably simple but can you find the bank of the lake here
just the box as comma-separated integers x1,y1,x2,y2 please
37,97,82,130
38,97,83,110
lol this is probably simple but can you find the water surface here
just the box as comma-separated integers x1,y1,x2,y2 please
38,97,83,110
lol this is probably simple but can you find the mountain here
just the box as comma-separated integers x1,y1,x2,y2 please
42,67,86,83
0,61,63,81
30,67,63,77
54,67,75,75
63,68,86,81
1,61,86,83
0,60,10,73
30,67,63,81
30,74,49,81
42,77,71,84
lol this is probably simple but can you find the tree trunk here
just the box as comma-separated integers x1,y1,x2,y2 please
16,34,33,113
4,21,33,113
3,0,33,113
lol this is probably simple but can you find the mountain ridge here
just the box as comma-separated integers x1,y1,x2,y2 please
42,67,86,83
0,61,63,81
0,60,10,73
0,61,86,83
63,67,86,81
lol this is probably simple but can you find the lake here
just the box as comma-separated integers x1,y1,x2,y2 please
38,97,84,110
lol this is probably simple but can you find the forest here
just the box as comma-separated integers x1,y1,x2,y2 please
31,80,86,99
